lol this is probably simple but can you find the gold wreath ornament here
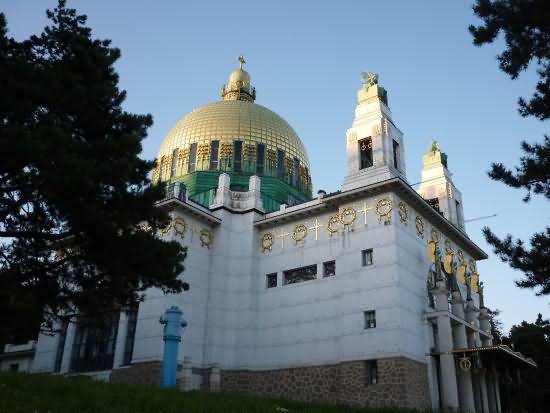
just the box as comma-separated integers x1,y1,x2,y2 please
327,215,340,235
376,198,393,223
339,207,357,227
261,233,274,252
292,224,308,243
398,202,408,224
173,218,187,236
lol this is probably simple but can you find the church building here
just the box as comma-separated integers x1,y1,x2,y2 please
26,58,535,412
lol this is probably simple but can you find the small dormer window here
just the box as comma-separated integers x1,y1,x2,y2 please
392,140,400,170
359,137,373,169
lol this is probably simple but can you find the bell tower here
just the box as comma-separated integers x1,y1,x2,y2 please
417,141,465,230
342,72,406,191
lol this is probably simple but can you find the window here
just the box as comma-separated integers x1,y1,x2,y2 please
362,249,373,266
209,140,219,170
283,264,317,285
233,141,242,172
358,137,373,169
266,273,277,288
392,140,400,170
123,307,138,366
323,261,336,277
364,310,376,329
456,199,463,227
188,143,197,173
277,149,285,179
293,157,300,187
170,148,179,177
70,314,119,373
256,144,265,175
9,363,19,372
366,360,378,384
53,319,69,372
426,198,441,214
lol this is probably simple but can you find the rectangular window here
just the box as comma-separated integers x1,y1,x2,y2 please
123,307,138,366
256,144,265,175
209,140,219,170
456,199,463,227
293,157,300,187
366,360,378,384
323,260,336,277
392,140,400,170
53,319,69,372
70,314,119,373
426,198,441,214
277,149,285,179
188,143,197,173
359,137,373,169
266,273,277,288
171,148,179,177
234,141,242,172
283,264,317,285
362,249,373,266
364,310,376,329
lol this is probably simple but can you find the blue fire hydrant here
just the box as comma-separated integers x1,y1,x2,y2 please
159,305,187,388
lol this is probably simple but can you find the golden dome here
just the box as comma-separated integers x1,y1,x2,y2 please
156,99,310,173
153,56,312,203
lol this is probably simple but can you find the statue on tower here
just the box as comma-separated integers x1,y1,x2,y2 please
361,71,379,87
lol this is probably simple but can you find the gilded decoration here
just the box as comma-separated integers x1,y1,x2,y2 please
327,215,340,236
173,218,187,237
137,222,153,235
220,142,233,157
358,201,374,225
197,144,210,160
159,220,172,236
261,232,274,252
469,259,480,293
456,250,467,284
308,218,324,241
244,144,256,159
459,356,472,372
278,228,290,248
443,239,454,274
430,228,440,243
199,228,214,249
415,216,424,238
398,202,408,224
292,224,308,243
375,198,393,224
339,207,357,228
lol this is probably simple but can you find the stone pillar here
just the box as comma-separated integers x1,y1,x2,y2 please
479,308,493,346
486,370,496,413
492,363,502,413
479,369,490,413
113,311,128,368
209,363,221,391
60,321,76,373
433,281,460,411
451,292,476,413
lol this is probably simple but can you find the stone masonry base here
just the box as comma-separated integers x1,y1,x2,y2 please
111,357,430,409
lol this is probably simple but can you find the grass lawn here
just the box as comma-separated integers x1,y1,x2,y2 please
0,371,430,413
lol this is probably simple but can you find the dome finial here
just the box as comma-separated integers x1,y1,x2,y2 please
238,54,246,69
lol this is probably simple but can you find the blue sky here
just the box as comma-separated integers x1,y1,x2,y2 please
3,0,548,331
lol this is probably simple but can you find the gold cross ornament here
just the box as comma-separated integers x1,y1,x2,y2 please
277,227,290,248
358,200,374,225
308,218,324,241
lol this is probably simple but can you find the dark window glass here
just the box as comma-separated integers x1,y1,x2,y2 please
362,249,373,266
359,137,373,169
323,261,336,277
283,264,317,285
364,310,376,329
393,140,400,170
188,143,197,173
266,273,277,288
293,157,300,187
9,363,19,372
256,144,265,175
54,320,69,372
456,200,463,227
70,314,119,373
277,149,285,179
426,198,441,214
123,307,138,366
209,140,219,170
234,141,242,172
366,360,378,384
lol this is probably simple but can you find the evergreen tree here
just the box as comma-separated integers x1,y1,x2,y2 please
0,1,187,344
469,0,550,295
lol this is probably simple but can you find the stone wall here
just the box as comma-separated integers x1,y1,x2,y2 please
221,357,430,409
111,361,162,386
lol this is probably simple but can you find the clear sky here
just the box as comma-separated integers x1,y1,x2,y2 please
3,0,548,331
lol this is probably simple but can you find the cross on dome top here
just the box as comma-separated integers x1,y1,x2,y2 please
238,55,246,69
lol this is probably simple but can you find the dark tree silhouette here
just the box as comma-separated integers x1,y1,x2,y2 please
469,0,550,295
0,1,187,343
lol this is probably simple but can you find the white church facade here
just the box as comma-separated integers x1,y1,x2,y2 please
22,60,536,412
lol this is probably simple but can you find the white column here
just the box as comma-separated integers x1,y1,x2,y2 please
492,363,502,413
113,312,128,368
433,281,460,411
479,369,490,413
60,322,76,373
209,363,221,391
479,308,493,346
451,292,476,413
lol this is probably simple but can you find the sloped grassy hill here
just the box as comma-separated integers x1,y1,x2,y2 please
0,372,429,413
